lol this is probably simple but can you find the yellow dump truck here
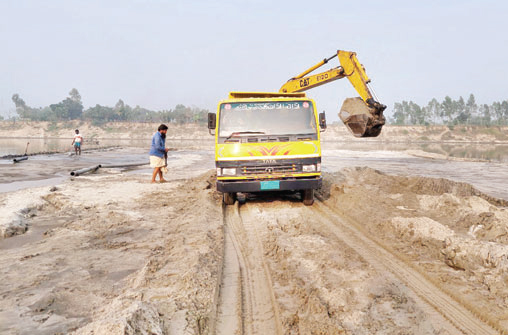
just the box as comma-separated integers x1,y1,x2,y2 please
208,50,385,205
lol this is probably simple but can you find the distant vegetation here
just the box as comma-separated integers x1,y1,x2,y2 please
390,94,508,126
10,90,508,128
11,89,209,125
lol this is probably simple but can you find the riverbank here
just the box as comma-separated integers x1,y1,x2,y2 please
1,120,507,143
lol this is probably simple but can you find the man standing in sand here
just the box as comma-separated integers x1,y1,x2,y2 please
71,129,83,155
149,124,169,183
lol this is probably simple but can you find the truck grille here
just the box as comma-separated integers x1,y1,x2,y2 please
241,164,299,175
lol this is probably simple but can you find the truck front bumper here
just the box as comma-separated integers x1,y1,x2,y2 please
217,177,322,193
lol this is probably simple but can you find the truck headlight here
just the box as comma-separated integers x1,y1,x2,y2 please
302,164,317,172
216,168,222,176
222,168,237,176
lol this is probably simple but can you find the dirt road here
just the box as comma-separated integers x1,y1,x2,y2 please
1,167,507,334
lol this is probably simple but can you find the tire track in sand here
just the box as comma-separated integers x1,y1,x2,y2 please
312,198,500,335
216,204,282,335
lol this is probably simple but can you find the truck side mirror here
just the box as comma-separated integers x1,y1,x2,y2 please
319,112,327,131
207,113,216,134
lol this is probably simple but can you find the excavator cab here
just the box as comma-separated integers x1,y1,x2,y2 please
279,50,386,138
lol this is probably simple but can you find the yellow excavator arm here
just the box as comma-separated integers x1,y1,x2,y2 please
279,50,386,137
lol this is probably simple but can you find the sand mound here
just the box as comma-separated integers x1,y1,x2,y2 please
320,167,508,326
0,187,50,238
0,171,223,335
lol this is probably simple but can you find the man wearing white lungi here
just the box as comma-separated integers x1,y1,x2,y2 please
149,124,169,183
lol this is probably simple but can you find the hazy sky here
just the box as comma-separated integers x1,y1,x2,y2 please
1,0,507,121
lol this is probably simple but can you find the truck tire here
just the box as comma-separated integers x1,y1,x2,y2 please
223,192,236,205
302,189,314,206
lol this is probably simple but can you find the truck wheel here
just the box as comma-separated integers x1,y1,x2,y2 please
302,189,314,206
223,192,236,205
236,193,247,204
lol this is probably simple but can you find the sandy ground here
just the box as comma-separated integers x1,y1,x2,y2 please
318,168,508,333
0,171,223,334
1,162,508,334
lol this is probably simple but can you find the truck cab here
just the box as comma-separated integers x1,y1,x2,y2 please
208,92,326,205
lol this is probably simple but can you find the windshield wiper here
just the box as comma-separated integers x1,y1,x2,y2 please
225,131,265,141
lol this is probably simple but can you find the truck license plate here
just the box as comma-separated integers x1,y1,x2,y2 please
260,181,280,190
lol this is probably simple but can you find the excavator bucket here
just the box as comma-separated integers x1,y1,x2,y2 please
339,97,386,138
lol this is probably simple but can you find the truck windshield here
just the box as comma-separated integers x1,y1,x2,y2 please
218,101,316,137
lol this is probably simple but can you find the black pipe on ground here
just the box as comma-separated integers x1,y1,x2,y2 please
70,165,102,176
100,162,149,169
13,156,28,163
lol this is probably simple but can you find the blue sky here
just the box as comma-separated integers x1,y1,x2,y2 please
1,0,507,121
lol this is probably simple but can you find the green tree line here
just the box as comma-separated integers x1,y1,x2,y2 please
11,89,209,125
391,94,508,126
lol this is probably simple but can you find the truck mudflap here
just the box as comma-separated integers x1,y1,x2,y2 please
217,177,322,193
